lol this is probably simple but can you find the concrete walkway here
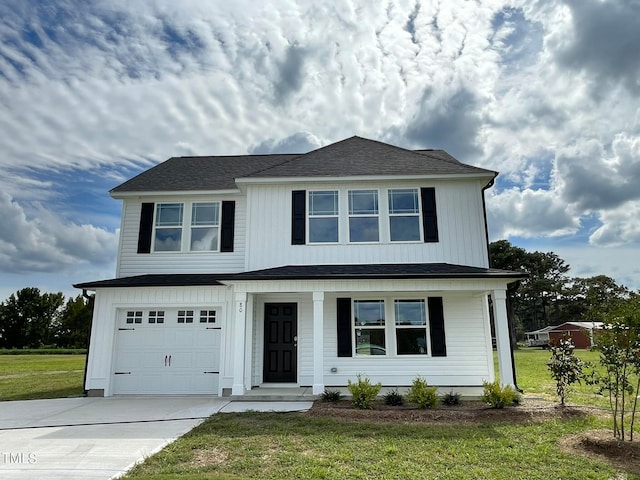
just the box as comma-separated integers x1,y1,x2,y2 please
0,396,312,480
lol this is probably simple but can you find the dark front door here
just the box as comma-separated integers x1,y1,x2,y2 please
263,303,297,383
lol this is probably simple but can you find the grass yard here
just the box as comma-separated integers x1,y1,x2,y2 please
512,347,606,407
124,347,637,480
125,411,624,480
0,354,86,401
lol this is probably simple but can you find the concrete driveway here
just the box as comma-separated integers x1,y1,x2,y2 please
0,396,312,480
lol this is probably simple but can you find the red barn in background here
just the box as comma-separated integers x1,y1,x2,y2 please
548,322,603,349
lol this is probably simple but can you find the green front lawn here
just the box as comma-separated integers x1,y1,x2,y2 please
125,412,622,480
0,354,86,401
124,347,633,480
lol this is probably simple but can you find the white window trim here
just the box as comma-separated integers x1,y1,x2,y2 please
152,201,222,253
387,188,424,243
352,296,432,357
347,189,381,244
307,190,340,244
302,187,426,245
190,202,221,253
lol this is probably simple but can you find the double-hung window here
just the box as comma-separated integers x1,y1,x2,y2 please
154,203,183,251
394,300,428,355
354,300,386,355
388,189,421,241
191,202,220,251
308,191,339,243
348,190,379,242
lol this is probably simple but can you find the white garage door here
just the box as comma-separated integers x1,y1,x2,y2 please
113,308,221,395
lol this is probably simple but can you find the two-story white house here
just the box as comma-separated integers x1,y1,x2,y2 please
75,136,524,397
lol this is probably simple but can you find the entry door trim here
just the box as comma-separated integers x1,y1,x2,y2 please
263,303,298,383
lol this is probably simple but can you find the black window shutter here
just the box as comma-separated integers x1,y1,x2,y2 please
137,203,155,254
420,187,439,243
337,297,353,357
220,201,235,252
428,297,447,356
291,190,306,245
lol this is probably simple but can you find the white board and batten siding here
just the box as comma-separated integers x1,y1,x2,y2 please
245,179,490,271
244,288,495,391
116,195,247,277
320,292,495,388
250,294,315,387
85,286,232,396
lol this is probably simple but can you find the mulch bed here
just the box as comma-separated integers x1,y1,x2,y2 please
307,398,593,425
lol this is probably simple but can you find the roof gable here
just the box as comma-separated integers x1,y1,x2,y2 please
242,136,494,179
110,136,495,195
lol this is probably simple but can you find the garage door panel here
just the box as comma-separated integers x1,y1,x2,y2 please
172,330,196,346
113,309,222,395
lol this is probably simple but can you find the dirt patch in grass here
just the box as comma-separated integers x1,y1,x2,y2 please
191,447,228,467
307,398,597,425
561,430,640,475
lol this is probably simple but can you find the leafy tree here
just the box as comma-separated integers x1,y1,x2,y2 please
591,296,640,441
53,295,93,348
560,275,633,323
547,335,584,406
489,240,571,336
0,288,64,348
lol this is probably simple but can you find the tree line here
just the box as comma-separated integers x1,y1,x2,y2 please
0,240,635,348
0,288,92,349
490,240,638,341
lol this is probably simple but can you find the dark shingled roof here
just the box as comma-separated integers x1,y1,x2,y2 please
111,154,297,194
74,274,226,289
111,136,495,194
74,263,525,289
227,263,525,280
247,137,495,179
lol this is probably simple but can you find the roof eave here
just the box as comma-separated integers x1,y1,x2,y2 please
235,172,496,185
110,188,242,199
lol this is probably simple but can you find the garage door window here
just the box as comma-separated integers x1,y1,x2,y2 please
148,311,165,324
126,311,143,324
177,310,194,324
199,310,216,323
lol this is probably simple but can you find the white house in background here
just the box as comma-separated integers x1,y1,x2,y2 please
525,326,555,348
75,136,525,397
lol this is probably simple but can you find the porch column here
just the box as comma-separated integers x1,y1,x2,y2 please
492,289,515,386
232,291,248,396
312,291,325,395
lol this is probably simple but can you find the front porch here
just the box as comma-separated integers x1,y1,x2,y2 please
226,274,517,397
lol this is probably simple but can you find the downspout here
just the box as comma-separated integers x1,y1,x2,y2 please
483,174,522,393
81,288,95,396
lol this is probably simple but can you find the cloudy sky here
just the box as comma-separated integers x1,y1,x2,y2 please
1,0,639,300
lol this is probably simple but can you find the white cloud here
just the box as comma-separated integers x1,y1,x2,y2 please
487,187,580,238
0,192,118,273
0,0,638,291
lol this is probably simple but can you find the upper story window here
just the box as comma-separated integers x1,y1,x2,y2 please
308,191,339,243
388,189,421,242
154,203,183,251
191,202,220,251
291,187,438,246
348,190,379,242
151,202,222,253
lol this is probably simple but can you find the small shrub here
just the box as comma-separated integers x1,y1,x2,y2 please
383,389,404,406
441,391,462,406
481,380,521,409
347,374,382,409
547,334,584,406
320,389,342,402
406,377,438,409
